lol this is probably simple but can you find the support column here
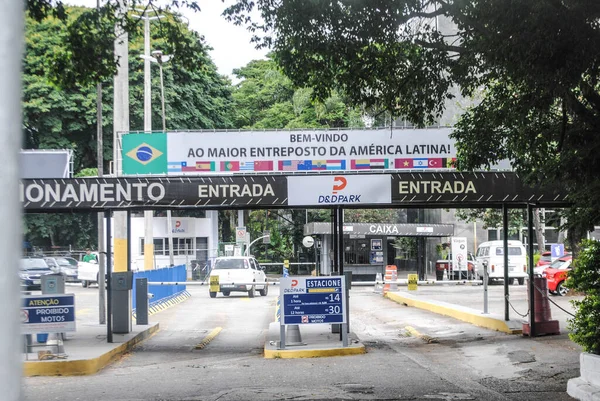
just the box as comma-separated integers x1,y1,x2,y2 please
112,0,131,335
527,204,536,337
105,210,113,343
237,210,245,255
0,2,24,397
144,211,154,269
503,204,509,321
337,207,344,275
112,210,131,334
331,209,338,274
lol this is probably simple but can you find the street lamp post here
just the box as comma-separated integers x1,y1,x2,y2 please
140,50,174,266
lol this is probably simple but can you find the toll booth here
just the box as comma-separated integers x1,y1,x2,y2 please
304,222,454,281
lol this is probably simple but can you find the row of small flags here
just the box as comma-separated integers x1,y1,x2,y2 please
167,158,456,172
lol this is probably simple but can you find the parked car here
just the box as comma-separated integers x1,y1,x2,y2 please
543,255,573,296
435,252,477,280
534,252,571,276
536,251,552,267
44,257,79,282
20,258,53,290
208,256,268,298
475,240,528,285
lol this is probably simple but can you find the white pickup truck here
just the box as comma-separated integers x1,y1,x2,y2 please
77,252,101,288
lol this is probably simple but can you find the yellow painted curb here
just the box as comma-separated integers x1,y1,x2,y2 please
386,292,523,334
264,345,366,359
23,324,160,377
195,327,222,349
405,325,422,338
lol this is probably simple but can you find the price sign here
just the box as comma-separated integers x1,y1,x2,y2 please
280,276,346,325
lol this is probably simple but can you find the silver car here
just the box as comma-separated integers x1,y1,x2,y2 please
44,257,79,282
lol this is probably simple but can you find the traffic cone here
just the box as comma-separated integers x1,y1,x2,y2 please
522,276,560,336
285,325,304,346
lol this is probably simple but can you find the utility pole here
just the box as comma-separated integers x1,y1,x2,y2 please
1,2,24,398
96,0,106,325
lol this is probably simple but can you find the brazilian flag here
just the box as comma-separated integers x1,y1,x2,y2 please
122,133,168,175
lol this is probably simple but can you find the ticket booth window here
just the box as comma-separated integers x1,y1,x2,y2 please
344,239,370,264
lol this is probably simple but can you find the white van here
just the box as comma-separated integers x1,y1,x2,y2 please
475,240,528,285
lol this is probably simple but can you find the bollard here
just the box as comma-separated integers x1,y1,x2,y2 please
135,277,149,325
374,272,383,294
285,325,304,346
390,270,398,292
522,276,560,336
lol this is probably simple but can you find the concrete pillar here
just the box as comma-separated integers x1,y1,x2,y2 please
112,0,131,334
0,2,24,398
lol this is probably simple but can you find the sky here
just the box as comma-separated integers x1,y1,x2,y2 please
65,0,268,80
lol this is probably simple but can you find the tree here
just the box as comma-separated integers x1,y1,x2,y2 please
22,5,234,250
27,1,203,88
231,58,364,129
224,0,600,246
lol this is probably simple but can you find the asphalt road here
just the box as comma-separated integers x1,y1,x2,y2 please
22,283,582,401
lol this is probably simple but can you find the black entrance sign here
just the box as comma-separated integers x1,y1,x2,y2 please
21,176,288,211
21,172,570,211
391,172,568,206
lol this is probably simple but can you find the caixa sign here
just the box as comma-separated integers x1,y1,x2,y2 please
287,175,391,206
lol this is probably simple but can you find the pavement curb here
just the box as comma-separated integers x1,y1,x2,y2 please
264,345,366,359
263,322,366,359
23,323,160,377
385,292,523,334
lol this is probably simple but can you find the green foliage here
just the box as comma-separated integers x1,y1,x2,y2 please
225,0,600,232
24,213,96,250
567,240,600,355
435,243,449,259
22,5,233,251
75,168,98,177
343,209,398,224
231,58,365,129
454,209,526,234
393,237,416,260
245,210,296,263
27,1,203,87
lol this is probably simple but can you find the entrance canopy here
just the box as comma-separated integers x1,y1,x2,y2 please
20,171,569,212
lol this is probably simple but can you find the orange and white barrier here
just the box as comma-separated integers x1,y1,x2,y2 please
383,265,397,294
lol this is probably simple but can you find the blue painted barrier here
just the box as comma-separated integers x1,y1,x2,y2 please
132,264,186,310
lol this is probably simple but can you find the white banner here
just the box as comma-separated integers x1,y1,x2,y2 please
287,175,391,206
164,128,456,174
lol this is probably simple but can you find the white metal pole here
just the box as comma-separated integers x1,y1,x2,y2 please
0,1,24,398
158,61,175,266
143,14,151,132
142,12,154,270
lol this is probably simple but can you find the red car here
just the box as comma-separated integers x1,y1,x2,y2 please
536,251,552,267
542,255,573,296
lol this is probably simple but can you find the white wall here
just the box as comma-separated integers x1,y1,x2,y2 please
107,214,218,270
